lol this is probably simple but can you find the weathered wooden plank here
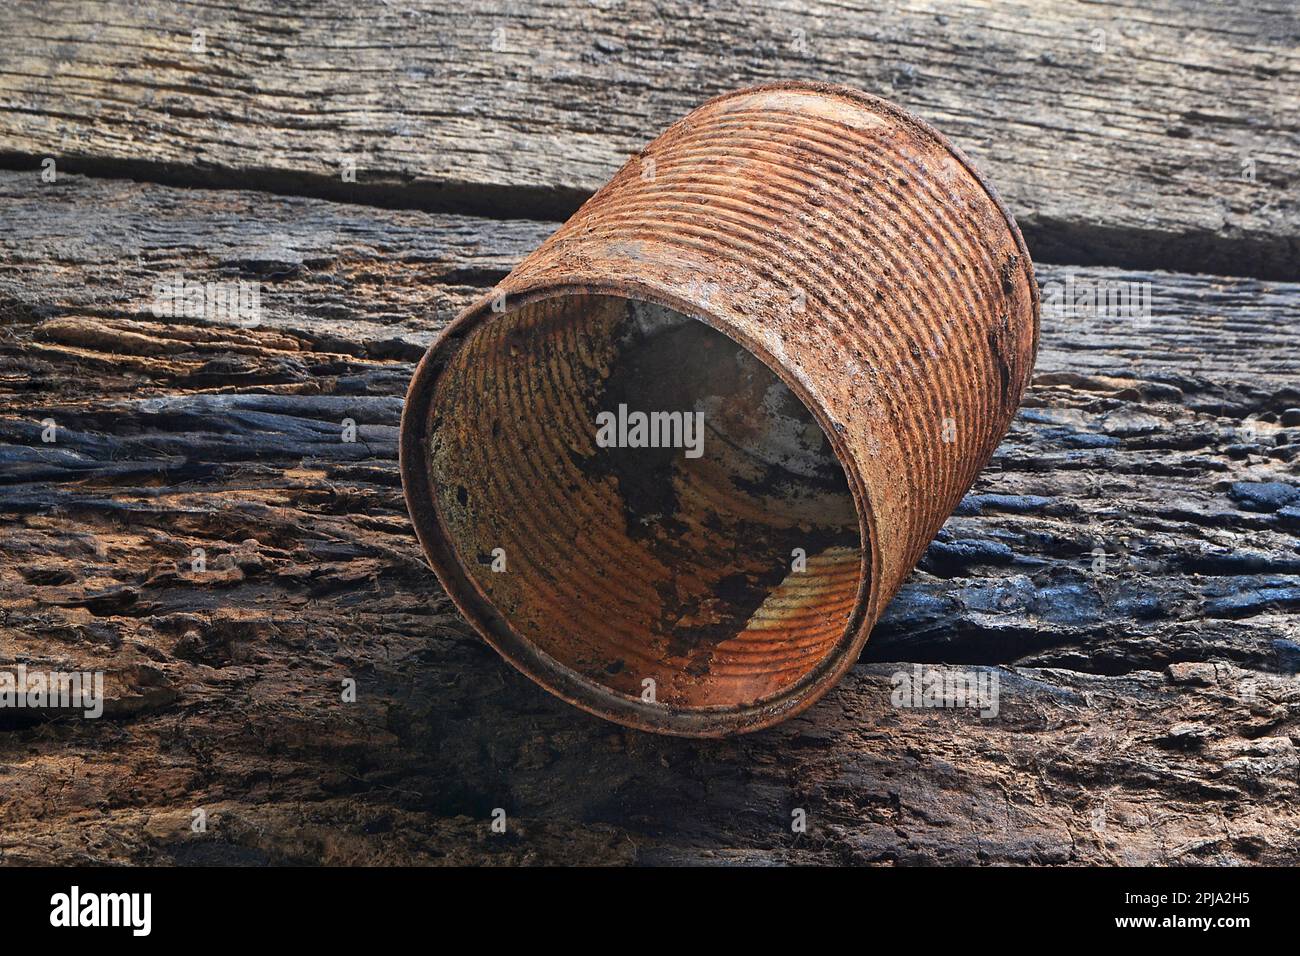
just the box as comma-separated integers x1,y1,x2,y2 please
1,172,1298,864
0,0,1296,277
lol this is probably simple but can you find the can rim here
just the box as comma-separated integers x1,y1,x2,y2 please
401,278,879,737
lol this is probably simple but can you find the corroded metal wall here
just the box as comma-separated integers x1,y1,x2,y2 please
401,82,1039,736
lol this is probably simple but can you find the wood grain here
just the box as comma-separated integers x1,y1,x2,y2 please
0,0,1296,277
2,172,1297,864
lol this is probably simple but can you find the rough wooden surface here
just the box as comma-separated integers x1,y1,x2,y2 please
2,171,1297,865
0,0,1297,278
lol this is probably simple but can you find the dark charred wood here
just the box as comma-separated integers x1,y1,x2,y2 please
0,172,1297,864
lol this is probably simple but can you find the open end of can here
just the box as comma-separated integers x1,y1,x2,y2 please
402,291,871,735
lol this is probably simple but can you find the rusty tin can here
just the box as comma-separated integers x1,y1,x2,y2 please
400,81,1039,736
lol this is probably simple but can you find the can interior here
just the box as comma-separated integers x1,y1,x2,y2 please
421,293,865,714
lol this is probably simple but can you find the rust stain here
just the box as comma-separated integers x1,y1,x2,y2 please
400,81,1039,736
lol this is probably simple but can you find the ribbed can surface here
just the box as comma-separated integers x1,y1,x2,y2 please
401,82,1039,736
